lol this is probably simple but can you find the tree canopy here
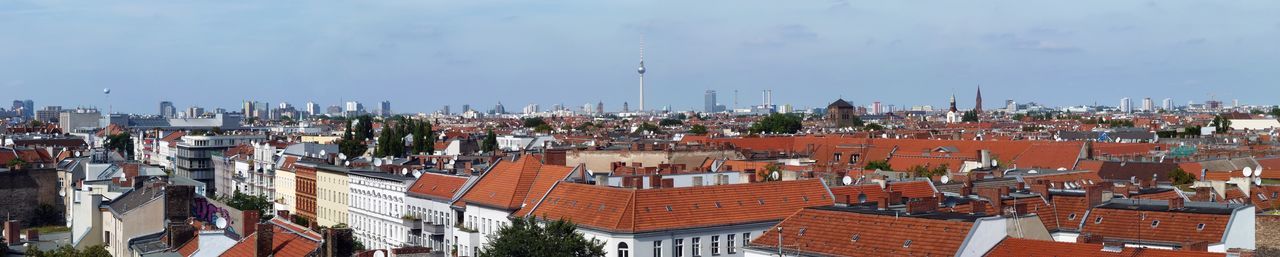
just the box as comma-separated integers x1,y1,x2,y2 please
523,117,548,128
105,132,134,159
482,129,499,153
1168,167,1196,185
222,190,273,221
864,160,891,171
749,113,803,134
688,124,708,135
479,216,605,257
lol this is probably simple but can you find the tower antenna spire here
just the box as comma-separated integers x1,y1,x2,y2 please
637,35,647,112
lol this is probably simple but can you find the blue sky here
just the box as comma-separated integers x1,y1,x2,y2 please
3,0,1279,114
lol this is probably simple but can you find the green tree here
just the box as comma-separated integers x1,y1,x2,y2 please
909,164,949,178
961,111,979,122
104,132,135,160
353,115,375,140
863,123,885,131
224,190,273,221
25,244,110,257
748,113,803,134
659,118,683,126
864,160,892,171
688,124,708,135
637,122,661,134
29,120,44,127
7,158,26,169
480,216,605,257
338,139,367,159
1270,107,1280,117
1211,115,1231,133
412,120,434,155
32,204,63,227
522,117,548,128
535,124,553,133
1167,167,1196,185
482,129,499,153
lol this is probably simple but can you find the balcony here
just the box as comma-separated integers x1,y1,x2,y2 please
423,223,446,235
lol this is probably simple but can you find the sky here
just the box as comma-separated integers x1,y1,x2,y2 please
4,0,1280,114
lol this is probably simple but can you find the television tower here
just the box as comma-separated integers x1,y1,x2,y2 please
637,40,646,112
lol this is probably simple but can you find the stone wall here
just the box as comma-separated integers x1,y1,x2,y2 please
0,168,62,226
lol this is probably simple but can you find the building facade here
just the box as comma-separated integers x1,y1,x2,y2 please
348,170,417,250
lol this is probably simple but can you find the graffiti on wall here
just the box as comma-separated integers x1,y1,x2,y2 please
191,197,241,236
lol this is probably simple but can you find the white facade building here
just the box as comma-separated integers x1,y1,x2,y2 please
348,170,418,250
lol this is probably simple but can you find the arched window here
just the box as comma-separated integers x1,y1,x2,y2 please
618,242,630,257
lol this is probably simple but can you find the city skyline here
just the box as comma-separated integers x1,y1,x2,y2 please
5,1,1280,114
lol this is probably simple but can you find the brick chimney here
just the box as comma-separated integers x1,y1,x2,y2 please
906,197,938,214
277,210,291,219
980,188,1005,213
256,222,274,257
1084,184,1105,207
1169,197,1185,211
165,185,195,222
243,211,261,236
877,197,890,210
1030,183,1051,201
1077,233,1104,244
885,191,903,205
1183,241,1209,252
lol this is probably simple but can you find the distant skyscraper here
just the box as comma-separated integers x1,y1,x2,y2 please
873,101,882,114
493,102,505,114
974,86,983,113
637,41,647,112
1233,99,1240,108
187,106,205,118
305,101,320,116
1141,97,1154,112
462,104,471,113
523,103,539,114
12,99,34,119
442,105,451,115
623,102,630,113
704,90,718,113
596,101,605,115
1120,97,1132,113
1162,98,1173,110
380,101,392,116
159,101,176,118
242,101,256,119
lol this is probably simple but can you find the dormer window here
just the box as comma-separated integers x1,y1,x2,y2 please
1197,223,1206,231
851,234,860,242
1068,213,1077,220
1094,216,1103,224
903,240,912,248
1150,220,1160,228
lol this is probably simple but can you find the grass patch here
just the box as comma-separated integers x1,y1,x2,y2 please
28,226,71,234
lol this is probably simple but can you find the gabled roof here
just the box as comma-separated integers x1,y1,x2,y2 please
408,171,471,201
220,218,322,257
1079,202,1233,245
750,207,976,257
984,237,1224,257
524,179,832,234
829,180,938,203
828,98,854,108
460,156,575,211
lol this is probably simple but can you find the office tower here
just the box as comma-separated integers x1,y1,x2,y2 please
159,101,176,118
380,101,392,116
306,101,320,116
1120,97,1132,113
1162,98,1173,110
1142,97,1154,112
704,90,718,113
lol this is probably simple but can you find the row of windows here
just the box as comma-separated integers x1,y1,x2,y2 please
643,232,749,257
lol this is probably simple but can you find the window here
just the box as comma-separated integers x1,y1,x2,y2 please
1094,216,1103,224
1150,220,1160,228
742,233,750,248
727,234,736,254
833,153,842,162
674,239,684,257
1197,223,1206,231
653,241,663,257
903,239,912,248
618,242,630,257
692,237,701,257
1067,213,1077,220
711,236,720,255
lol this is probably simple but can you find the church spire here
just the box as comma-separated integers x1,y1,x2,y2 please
975,85,983,113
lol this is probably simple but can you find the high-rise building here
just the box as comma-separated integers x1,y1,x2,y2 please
523,103,539,114
11,99,34,119
242,101,255,119
975,86,983,113
159,101,176,118
1162,98,1173,110
704,90,718,113
187,106,205,118
596,101,605,115
345,101,364,117
36,106,61,123
873,101,882,114
493,102,505,114
442,105,451,115
1120,97,1132,113
380,101,392,116
622,102,629,113
1141,97,1154,112
305,101,320,117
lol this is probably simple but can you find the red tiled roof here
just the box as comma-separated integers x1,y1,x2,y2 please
1079,207,1230,245
829,180,938,203
985,237,1224,257
461,156,575,211
751,208,975,257
220,218,322,257
524,179,832,233
176,233,199,256
161,131,187,147
408,172,469,201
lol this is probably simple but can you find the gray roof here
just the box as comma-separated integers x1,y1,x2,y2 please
105,184,165,215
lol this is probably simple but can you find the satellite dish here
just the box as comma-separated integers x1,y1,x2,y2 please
857,193,868,203
412,170,423,178
1028,170,1038,174
1057,167,1067,171
1243,167,1254,177
344,161,350,166
214,216,227,229
338,153,347,160
769,171,780,181
319,150,327,156
842,176,853,185
1255,177,1263,186
992,160,999,167
374,251,387,257
1130,176,1138,184
401,168,409,175
374,158,383,167
940,175,951,184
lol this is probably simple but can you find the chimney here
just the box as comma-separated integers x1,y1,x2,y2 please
661,179,674,188
877,197,890,210
1015,182,1025,191
1030,183,1051,201
1012,202,1029,217
838,195,852,207
649,174,662,188
980,188,1005,214
1183,241,1209,252
1077,233,1104,244
165,185,195,222
167,222,197,250
980,150,992,169
1084,184,1104,207
277,210,291,219
1169,197,1185,211
256,223,274,257
243,211,261,236
960,182,973,196
906,197,938,214
885,191,903,205
1194,187,1214,202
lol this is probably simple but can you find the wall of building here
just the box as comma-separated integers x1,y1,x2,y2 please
406,195,457,253
581,224,770,257
316,170,350,227
566,150,744,173
102,197,165,257
275,169,297,214
348,175,412,250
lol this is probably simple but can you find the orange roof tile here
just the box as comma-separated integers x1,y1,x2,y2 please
525,179,832,233
408,172,470,201
220,218,322,257
985,237,1224,257
751,208,975,257
461,156,575,211
1079,207,1230,245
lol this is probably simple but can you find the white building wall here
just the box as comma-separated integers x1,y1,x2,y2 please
1220,206,1256,252
578,224,771,257
456,206,514,256
406,195,458,254
348,174,412,250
